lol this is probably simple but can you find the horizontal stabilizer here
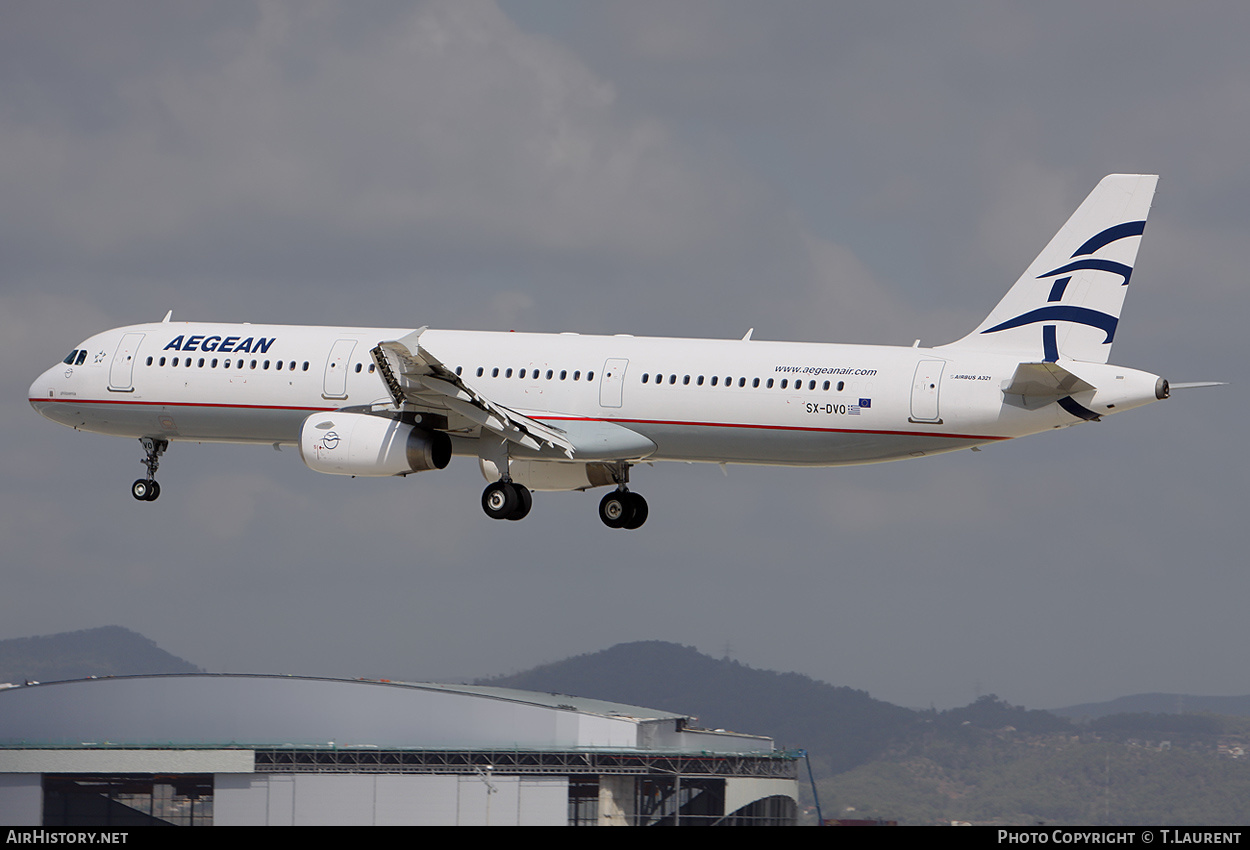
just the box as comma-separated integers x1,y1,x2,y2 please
1003,362,1095,399
1168,381,1227,390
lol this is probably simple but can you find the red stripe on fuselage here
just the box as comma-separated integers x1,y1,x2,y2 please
30,397,338,413
538,415,1009,442
31,398,1010,442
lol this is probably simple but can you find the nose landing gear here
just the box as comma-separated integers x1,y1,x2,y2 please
131,437,168,502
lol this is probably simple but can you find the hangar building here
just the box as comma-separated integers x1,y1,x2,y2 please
0,674,798,826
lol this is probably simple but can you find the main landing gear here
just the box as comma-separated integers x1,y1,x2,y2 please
597,461,647,530
481,480,532,521
131,437,168,502
599,489,648,530
479,459,648,529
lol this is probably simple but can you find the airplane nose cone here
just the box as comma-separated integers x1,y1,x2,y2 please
29,367,56,417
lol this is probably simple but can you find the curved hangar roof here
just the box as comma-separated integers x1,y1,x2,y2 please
0,674,772,754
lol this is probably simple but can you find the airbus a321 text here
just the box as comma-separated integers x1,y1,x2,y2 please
30,175,1217,529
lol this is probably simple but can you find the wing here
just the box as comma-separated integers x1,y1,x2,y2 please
371,328,576,457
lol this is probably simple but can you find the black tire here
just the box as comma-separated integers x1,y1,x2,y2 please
145,480,161,501
507,484,532,521
621,492,648,529
131,480,152,501
599,491,629,529
482,481,518,520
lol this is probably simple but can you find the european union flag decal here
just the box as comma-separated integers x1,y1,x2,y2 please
859,398,872,408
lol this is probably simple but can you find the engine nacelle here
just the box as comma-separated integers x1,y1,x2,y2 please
300,412,451,477
479,458,615,492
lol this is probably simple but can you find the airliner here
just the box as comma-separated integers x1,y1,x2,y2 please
30,174,1213,529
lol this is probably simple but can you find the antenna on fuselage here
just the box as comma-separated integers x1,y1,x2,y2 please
161,310,173,323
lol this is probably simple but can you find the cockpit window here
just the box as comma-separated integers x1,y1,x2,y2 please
63,350,79,365
75,350,88,365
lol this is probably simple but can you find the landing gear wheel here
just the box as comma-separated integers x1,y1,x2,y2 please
134,437,168,503
599,491,629,528
621,492,648,529
482,481,519,520
506,484,532,521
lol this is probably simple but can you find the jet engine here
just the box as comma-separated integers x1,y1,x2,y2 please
299,412,451,477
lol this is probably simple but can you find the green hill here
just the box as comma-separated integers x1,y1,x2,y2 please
0,626,200,683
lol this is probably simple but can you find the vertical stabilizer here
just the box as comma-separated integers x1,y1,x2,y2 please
942,174,1158,363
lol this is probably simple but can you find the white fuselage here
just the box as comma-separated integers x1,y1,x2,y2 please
28,321,1164,468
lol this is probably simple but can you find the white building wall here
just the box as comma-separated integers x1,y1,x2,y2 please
214,774,270,826
724,776,798,814
374,775,454,826
517,777,567,826
292,774,376,826
0,775,40,826
212,773,568,826
393,775,458,826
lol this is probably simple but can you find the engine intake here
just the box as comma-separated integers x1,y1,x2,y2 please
299,412,451,477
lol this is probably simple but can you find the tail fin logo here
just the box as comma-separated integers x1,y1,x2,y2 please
980,220,1146,359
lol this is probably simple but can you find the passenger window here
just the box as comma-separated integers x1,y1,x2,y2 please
546,370,553,380
212,359,218,368
739,378,746,388
683,375,690,385
172,357,179,367
477,367,484,377
587,372,594,381
519,369,527,379
506,368,513,378
697,375,704,386
456,366,463,376
354,363,361,373
250,360,257,369
642,374,649,384
669,375,676,385
780,379,787,389
560,370,567,380
823,381,830,390
199,358,205,367
837,381,844,391
146,356,153,366
711,376,718,386
767,378,774,388
303,362,309,371
574,371,581,381
753,378,760,388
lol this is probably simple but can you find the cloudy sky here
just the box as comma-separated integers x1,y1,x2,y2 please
3,1,1246,711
